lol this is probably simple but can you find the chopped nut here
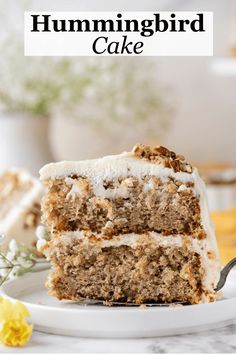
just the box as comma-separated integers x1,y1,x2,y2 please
184,164,193,173
154,146,171,157
122,177,138,188
169,160,180,173
132,144,193,174
175,181,182,187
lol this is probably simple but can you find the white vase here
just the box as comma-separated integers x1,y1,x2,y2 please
49,115,160,161
0,112,53,175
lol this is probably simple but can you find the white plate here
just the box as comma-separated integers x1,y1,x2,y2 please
1,270,236,338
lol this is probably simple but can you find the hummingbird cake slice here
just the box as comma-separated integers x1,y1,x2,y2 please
39,144,221,305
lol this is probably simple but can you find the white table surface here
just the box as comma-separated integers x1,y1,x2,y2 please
1,322,236,353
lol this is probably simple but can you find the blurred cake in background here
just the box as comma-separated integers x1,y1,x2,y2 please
198,163,236,211
0,169,44,251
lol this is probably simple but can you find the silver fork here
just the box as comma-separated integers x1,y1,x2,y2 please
215,257,236,292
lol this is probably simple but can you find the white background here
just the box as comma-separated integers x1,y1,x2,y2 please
1,0,236,163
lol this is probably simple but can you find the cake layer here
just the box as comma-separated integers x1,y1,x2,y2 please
42,232,220,304
41,175,204,238
40,145,216,245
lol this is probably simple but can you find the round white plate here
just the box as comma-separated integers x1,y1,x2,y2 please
1,270,236,338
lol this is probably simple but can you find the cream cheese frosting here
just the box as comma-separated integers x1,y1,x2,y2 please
40,152,195,184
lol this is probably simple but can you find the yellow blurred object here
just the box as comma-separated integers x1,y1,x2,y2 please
0,297,33,347
211,207,236,264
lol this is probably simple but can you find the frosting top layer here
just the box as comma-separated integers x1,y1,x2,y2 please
40,145,194,183
40,152,196,182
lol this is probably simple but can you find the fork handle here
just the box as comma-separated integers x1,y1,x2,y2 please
215,257,236,291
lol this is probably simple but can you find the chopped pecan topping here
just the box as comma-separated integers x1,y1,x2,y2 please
132,144,193,174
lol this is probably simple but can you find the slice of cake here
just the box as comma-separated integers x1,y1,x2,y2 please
0,169,44,251
39,144,221,304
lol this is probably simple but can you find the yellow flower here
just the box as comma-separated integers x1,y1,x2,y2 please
0,297,33,347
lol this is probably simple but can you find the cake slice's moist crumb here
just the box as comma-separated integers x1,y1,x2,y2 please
45,236,206,305
41,176,205,238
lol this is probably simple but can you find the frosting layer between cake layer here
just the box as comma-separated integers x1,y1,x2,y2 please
40,151,219,260
42,230,220,297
